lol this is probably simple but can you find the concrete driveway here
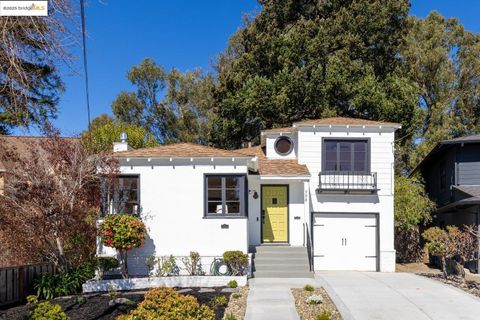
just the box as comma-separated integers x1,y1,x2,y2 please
317,272,480,320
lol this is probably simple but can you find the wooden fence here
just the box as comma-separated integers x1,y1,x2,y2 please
0,263,54,307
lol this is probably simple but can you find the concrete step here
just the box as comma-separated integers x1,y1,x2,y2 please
251,246,307,254
253,260,310,268
253,252,309,260
253,270,314,278
253,264,311,272
253,256,308,265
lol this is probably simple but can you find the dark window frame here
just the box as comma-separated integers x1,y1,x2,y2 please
274,136,294,155
101,174,140,216
321,138,371,173
439,160,447,190
204,174,248,218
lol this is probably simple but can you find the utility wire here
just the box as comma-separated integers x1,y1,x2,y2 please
80,0,91,130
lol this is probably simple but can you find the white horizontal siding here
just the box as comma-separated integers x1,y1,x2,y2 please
264,132,298,159
298,129,394,196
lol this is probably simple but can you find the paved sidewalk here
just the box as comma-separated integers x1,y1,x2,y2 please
317,271,480,320
245,278,316,320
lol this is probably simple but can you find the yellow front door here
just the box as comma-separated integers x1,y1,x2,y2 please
262,186,288,243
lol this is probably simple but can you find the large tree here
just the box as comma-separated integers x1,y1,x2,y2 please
210,0,420,149
402,12,480,169
0,0,72,134
0,131,118,271
81,114,158,154
111,58,214,144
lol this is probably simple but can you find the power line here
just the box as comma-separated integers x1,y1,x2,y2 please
80,0,91,130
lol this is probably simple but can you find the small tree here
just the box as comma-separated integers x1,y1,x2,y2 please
99,214,146,278
422,225,478,279
394,176,436,262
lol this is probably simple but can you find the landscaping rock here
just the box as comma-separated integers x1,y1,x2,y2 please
198,288,215,293
108,297,134,306
177,288,193,294
221,287,239,293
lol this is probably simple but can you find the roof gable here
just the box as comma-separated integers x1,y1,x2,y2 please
236,146,310,177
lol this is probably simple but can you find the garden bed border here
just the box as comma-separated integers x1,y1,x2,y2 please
82,275,247,293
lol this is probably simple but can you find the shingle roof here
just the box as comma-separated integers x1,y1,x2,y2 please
261,117,401,135
261,126,294,134
236,146,310,177
115,143,250,158
452,185,480,197
440,135,480,144
412,134,480,174
294,117,401,128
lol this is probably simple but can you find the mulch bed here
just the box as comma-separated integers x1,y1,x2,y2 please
223,286,249,319
292,287,342,320
0,287,235,320
418,273,480,299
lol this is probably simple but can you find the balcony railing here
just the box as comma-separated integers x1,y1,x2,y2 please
318,171,378,193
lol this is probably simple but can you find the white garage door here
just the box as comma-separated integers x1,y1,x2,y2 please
313,213,377,271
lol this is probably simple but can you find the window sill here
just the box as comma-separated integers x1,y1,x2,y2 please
203,215,248,219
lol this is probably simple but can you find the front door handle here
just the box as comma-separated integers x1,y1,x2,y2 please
262,210,265,224
342,238,344,246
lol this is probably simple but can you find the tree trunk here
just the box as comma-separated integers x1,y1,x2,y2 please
441,256,447,279
120,249,128,279
56,236,68,273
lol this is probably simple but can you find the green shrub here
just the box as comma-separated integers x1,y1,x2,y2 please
316,311,331,320
303,284,314,292
306,294,323,305
94,257,119,278
108,285,117,299
121,287,214,320
223,251,248,276
227,280,238,288
211,295,228,308
225,313,237,320
182,251,202,275
34,263,95,299
27,299,69,320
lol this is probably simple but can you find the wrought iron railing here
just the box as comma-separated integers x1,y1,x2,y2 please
318,171,378,193
304,223,314,272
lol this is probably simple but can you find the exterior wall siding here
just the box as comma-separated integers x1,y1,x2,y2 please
423,147,456,206
264,132,298,159
457,144,480,185
297,126,396,272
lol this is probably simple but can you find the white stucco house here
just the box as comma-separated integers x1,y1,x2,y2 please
98,117,400,275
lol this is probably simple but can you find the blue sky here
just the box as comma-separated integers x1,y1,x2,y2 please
13,0,480,136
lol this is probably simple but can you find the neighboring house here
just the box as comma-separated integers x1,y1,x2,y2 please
98,117,400,275
414,135,480,272
414,135,480,227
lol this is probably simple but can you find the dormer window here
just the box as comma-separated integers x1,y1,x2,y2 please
275,136,293,155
